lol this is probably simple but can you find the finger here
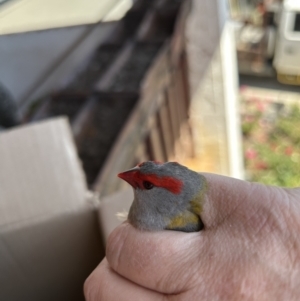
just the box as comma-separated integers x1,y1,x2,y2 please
201,173,283,229
106,222,208,294
84,258,167,301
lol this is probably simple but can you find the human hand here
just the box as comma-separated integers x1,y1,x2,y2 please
84,173,300,300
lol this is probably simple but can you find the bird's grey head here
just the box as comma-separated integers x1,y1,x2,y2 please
118,161,205,230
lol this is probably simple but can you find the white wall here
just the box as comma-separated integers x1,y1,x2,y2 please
186,0,244,179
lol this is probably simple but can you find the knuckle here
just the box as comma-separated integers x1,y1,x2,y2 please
83,271,102,301
83,274,93,300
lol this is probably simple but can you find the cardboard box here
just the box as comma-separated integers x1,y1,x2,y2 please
0,118,133,300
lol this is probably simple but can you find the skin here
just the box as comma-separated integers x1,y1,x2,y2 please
84,173,300,301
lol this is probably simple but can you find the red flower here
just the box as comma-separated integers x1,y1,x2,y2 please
256,102,266,112
245,148,257,160
285,146,293,156
255,161,268,170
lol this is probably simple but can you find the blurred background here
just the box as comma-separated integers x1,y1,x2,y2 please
0,0,299,189
0,0,300,299
231,0,300,186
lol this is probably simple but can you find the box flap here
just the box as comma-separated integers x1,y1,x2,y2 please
0,117,104,301
0,117,87,230
0,208,104,301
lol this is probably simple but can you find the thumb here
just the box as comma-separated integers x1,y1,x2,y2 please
201,173,284,229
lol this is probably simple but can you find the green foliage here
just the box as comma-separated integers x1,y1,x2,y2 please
250,143,300,187
242,102,300,187
241,112,261,137
274,106,300,145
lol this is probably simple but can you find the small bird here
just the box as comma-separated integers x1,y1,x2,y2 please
118,161,207,232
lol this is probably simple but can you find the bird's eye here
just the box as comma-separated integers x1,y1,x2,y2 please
143,181,154,190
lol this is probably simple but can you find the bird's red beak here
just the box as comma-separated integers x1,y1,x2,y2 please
118,166,140,188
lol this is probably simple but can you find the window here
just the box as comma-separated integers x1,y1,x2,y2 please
294,13,300,32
